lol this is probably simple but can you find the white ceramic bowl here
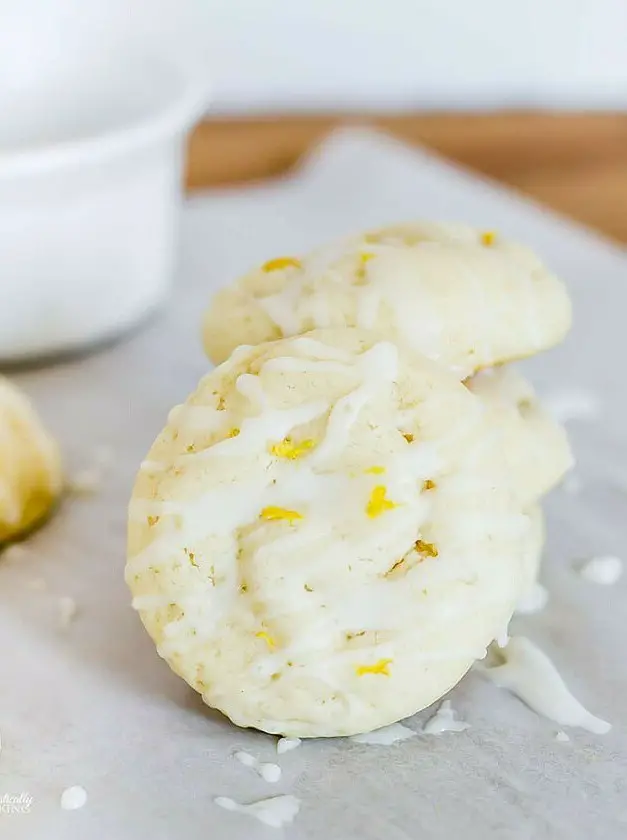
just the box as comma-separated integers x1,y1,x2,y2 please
0,50,206,362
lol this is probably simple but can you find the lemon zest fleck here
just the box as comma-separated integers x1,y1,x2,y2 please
228,428,240,438
364,465,385,475
356,658,392,677
269,437,315,460
186,444,196,453
262,256,301,272
147,515,160,527
184,547,199,567
255,631,276,650
366,486,398,518
415,539,438,558
260,506,303,523
422,479,436,491
481,230,496,246
402,431,414,443
385,557,405,576
360,252,376,262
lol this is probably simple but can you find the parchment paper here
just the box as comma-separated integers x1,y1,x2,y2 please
2,129,626,840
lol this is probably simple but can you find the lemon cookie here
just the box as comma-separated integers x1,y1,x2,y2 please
203,222,571,378
0,377,62,543
466,367,573,507
127,329,530,737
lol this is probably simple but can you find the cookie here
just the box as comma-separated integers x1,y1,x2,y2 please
0,377,62,544
127,329,529,737
466,367,573,507
203,222,571,378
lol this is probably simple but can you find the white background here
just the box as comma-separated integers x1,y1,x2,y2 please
1,0,626,115
191,0,627,112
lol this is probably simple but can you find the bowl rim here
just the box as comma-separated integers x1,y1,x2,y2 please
0,57,208,179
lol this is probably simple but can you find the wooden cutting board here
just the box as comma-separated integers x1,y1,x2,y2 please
187,113,627,244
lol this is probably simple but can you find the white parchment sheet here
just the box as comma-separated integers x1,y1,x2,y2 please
2,130,626,840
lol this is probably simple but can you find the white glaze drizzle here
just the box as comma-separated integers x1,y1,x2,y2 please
288,336,353,362
128,335,523,708
481,636,611,734
234,751,281,782
309,289,333,327
128,341,424,666
250,234,549,373
258,279,306,335
463,251,495,362
355,285,382,330
215,794,300,828
259,763,282,783
306,343,398,466
365,249,443,361
422,700,470,735
350,722,417,745
495,622,510,648
277,737,302,754
233,750,256,767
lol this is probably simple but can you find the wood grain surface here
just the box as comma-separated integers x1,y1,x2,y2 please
187,113,627,244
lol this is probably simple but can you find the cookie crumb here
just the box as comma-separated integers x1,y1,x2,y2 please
60,786,87,811
578,555,623,585
59,596,78,627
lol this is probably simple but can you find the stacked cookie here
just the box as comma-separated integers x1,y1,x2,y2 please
126,223,572,737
